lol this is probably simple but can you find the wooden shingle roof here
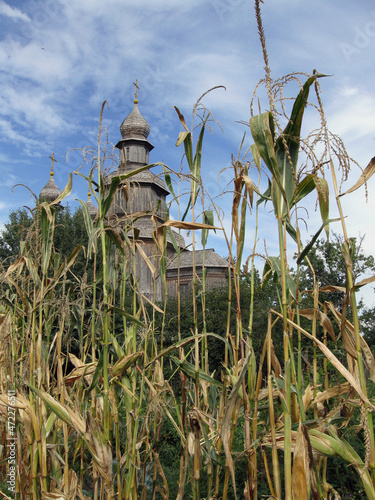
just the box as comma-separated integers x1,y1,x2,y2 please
167,248,228,270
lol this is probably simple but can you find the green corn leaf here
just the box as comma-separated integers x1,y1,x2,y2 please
100,175,120,219
50,172,73,206
314,176,330,237
201,210,214,247
27,385,86,435
191,122,206,205
167,227,182,254
40,206,54,275
296,218,341,265
109,334,125,359
78,198,97,257
275,74,326,216
291,175,316,207
182,194,192,221
163,165,177,201
183,132,194,170
250,112,289,217
74,170,100,191
256,179,272,206
252,74,326,219
107,306,145,328
251,143,261,172
250,112,280,185
171,356,224,388
237,201,247,274
262,256,297,300
146,332,234,368
285,221,298,243
24,257,42,288
78,199,94,238
105,228,125,256
86,348,104,396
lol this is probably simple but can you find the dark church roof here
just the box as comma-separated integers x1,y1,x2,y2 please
120,102,151,140
105,168,168,194
167,248,228,270
39,174,61,203
128,218,186,248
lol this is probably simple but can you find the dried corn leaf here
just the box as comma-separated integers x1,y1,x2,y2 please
160,219,220,231
28,386,86,434
292,423,310,500
326,302,375,382
0,393,27,410
221,352,251,500
41,493,66,500
302,385,313,412
319,285,346,294
86,415,113,489
299,308,336,344
64,362,97,385
271,310,375,410
174,106,189,133
232,176,242,240
354,274,375,289
340,156,375,196
135,241,156,277
270,338,282,378
110,351,143,378
313,382,350,405
243,175,254,208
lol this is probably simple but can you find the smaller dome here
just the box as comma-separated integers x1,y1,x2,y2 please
86,192,97,219
120,105,151,140
40,174,61,203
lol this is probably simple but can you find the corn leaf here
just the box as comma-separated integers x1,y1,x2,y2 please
263,256,297,300
201,210,214,247
272,310,375,409
340,156,375,196
171,357,224,388
297,218,341,265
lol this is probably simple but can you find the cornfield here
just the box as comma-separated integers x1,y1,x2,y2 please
1,2,375,498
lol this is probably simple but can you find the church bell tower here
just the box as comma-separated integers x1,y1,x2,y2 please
108,83,174,301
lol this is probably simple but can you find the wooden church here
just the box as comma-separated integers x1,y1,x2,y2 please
40,90,229,302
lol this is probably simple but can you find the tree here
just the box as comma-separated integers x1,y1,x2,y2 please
298,235,375,297
158,267,281,376
0,205,97,280
296,235,375,346
0,208,33,263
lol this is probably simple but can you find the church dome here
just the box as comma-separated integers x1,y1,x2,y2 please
40,174,61,203
120,104,151,140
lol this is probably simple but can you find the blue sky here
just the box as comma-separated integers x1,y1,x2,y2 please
1,0,375,304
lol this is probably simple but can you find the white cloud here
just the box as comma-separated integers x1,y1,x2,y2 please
327,86,375,144
0,1,31,22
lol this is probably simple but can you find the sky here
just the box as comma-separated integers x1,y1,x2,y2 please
0,0,375,305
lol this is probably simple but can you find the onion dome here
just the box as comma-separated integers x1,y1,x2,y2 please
86,192,97,219
40,155,61,203
119,91,150,140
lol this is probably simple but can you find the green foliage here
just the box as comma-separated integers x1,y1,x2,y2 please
297,235,375,300
0,205,100,282
0,208,33,263
297,235,375,348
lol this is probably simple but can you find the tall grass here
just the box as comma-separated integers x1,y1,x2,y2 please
1,3,375,499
